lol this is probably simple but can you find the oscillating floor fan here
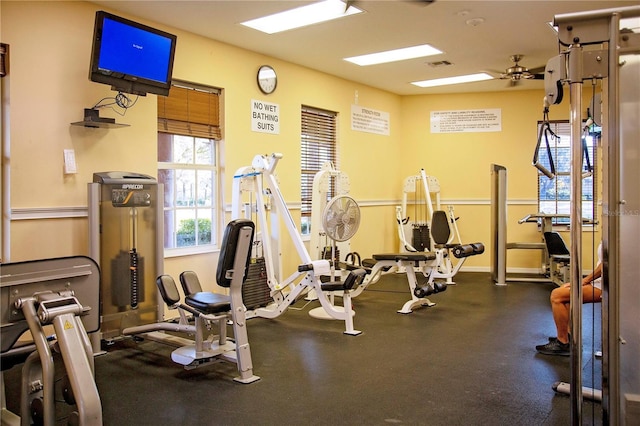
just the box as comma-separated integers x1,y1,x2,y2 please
309,195,361,320
323,195,361,245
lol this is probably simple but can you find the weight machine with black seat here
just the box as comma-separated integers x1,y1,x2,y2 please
1,256,102,426
543,230,571,286
126,219,260,383
396,169,463,284
299,165,483,315
231,153,364,335
355,209,484,314
490,164,595,286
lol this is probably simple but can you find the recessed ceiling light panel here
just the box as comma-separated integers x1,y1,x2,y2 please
345,44,443,66
411,72,493,88
240,0,363,34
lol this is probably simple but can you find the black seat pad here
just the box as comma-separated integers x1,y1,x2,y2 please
373,252,436,262
185,292,231,314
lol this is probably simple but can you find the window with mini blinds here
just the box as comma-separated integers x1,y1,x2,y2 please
157,83,222,251
300,106,338,235
536,120,599,225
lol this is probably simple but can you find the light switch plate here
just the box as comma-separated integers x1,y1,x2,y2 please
64,149,77,174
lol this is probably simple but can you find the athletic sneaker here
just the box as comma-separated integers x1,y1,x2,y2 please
536,339,570,356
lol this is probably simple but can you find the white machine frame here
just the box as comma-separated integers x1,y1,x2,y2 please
231,153,361,335
309,161,352,264
397,169,463,284
306,162,359,319
352,232,483,314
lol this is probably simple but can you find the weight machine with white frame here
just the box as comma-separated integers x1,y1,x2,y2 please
231,153,362,335
397,169,462,284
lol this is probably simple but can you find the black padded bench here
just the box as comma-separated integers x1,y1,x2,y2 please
320,269,367,292
372,252,437,262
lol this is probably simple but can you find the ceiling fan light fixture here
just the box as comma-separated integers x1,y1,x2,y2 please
240,0,363,34
411,72,493,88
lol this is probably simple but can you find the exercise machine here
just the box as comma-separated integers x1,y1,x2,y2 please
396,169,462,283
397,170,441,253
490,165,556,285
309,161,353,267
149,219,260,383
305,162,365,321
543,231,571,286
88,172,163,348
1,256,102,425
543,6,640,423
231,153,363,335
490,165,590,285
361,210,484,313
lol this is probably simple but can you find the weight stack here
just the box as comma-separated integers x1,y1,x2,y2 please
242,257,271,310
412,224,430,252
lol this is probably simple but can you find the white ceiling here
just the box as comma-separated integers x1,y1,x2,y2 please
89,0,637,95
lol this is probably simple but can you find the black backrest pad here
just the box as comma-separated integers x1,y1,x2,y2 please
544,231,570,256
157,275,181,306
431,210,450,245
216,219,255,288
180,270,203,295
343,269,367,290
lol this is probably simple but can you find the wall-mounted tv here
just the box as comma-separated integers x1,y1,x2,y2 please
89,11,177,96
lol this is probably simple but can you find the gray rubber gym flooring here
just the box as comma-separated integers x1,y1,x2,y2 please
3,272,603,425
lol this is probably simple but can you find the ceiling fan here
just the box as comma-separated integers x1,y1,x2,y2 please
344,0,435,12
499,54,545,86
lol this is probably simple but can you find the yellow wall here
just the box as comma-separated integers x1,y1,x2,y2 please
1,1,601,290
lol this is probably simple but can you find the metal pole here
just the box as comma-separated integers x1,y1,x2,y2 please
568,42,584,425
602,11,621,425
491,164,507,286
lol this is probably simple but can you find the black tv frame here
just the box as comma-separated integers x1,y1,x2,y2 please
89,11,177,97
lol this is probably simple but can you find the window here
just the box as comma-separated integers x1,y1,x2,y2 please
157,83,222,251
300,106,338,235
536,120,598,225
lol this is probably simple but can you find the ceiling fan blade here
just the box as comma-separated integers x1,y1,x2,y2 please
407,0,436,5
528,66,546,74
481,69,504,79
343,0,356,13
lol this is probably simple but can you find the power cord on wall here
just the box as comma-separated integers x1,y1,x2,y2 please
91,91,139,116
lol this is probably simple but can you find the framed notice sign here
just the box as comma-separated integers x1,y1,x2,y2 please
351,105,390,136
431,109,501,133
251,99,280,134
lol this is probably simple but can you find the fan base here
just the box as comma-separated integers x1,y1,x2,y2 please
308,305,355,320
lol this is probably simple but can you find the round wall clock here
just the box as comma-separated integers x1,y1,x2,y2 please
257,65,277,94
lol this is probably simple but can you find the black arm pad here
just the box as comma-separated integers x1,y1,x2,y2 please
453,243,485,258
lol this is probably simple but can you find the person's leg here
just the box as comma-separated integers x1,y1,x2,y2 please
537,284,602,356
536,284,571,356
550,285,571,344
583,285,602,304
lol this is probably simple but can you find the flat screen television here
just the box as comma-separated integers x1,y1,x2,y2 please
89,11,177,96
